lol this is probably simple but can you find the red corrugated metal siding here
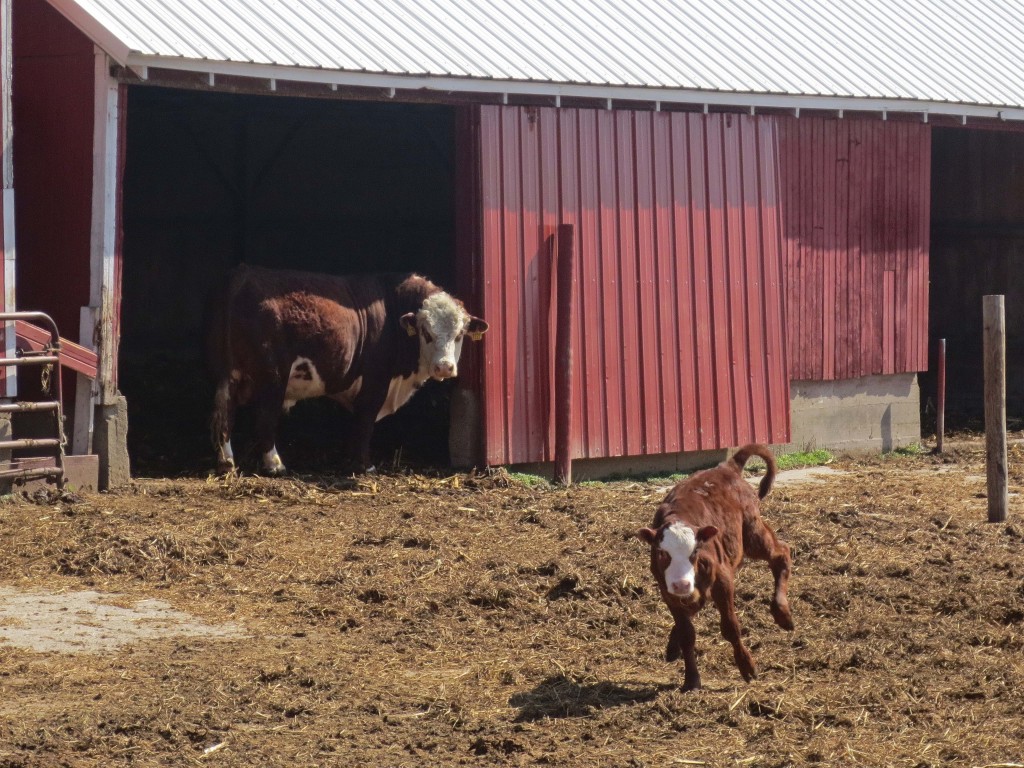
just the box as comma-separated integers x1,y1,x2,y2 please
779,117,930,381
478,106,790,466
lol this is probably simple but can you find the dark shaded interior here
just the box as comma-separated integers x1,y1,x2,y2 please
120,87,458,475
924,127,1024,431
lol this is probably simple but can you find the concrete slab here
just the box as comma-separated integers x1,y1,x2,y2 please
0,588,245,654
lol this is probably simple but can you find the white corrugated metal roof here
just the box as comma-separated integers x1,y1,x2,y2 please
47,0,1024,119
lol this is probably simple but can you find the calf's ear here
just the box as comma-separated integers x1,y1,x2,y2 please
467,316,489,341
635,527,659,545
400,312,418,337
696,525,719,543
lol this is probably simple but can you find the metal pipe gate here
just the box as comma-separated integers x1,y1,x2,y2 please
0,311,66,488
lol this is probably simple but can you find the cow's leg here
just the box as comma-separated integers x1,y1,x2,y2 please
211,378,238,474
350,409,377,473
667,603,701,692
253,384,288,476
711,575,757,682
744,518,795,631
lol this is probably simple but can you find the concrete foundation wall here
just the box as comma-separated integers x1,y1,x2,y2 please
787,373,921,455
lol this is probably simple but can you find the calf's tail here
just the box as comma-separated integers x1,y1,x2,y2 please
729,443,777,499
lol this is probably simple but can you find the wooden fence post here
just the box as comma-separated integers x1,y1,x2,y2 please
983,296,1007,523
553,224,575,486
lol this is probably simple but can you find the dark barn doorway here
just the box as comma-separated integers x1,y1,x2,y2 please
120,87,459,475
926,127,1024,431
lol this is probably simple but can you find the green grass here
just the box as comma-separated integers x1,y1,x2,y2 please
772,448,835,471
508,472,550,488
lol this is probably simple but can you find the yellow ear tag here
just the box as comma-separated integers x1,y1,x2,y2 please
406,324,418,337
469,331,484,341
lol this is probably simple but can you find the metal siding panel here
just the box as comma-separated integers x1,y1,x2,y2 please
614,110,643,456
705,116,732,446
479,107,507,464
477,106,792,464
741,117,769,442
501,107,531,463
687,115,718,450
759,117,791,443
652,114,682,453
575,110,607,458
633,111,663,453
515,107,543,463
722,115,751,443
670,114,700,451
597,110,625,456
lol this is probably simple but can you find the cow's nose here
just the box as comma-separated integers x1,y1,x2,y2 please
434,360,456,378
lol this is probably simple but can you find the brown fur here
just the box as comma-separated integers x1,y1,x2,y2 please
636,443,793,691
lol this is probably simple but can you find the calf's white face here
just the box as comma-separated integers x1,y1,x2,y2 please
401,292,488,380
661,522,699,598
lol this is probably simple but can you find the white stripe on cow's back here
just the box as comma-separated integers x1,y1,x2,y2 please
377,373,426,422
283,357,326,412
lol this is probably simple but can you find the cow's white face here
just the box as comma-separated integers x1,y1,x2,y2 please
401,292,488,380
661,522,699,599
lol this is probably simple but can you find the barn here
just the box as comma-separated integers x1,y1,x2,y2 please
3,0,1024,487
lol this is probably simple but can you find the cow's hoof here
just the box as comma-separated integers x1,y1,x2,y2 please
216,460,237,476
259,465,288,477
681,676,702,692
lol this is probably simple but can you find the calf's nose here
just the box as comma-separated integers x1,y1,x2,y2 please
670,579,694,597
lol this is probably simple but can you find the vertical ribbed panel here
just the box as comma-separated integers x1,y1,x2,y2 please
779,116,930,381
478,106,790,466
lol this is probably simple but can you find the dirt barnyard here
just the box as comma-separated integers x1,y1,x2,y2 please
1,441,1023,767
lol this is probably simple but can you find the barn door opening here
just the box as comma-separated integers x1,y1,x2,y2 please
925,127,1024,431
119,87,459,475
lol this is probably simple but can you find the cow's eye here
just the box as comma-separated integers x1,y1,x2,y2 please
422,329,434,343
656,550,670,568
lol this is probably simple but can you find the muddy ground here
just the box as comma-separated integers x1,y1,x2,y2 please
1,441,1023,767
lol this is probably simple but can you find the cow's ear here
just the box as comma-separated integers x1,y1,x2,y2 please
400,312,418,337
696,525,719,543
466,316,489,341
635,527,659,545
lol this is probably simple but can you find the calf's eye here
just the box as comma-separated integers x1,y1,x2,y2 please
422,330,434,343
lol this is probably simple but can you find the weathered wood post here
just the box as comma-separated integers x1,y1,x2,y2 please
553,224,575,486
983,296,1008,523
936,338,946,454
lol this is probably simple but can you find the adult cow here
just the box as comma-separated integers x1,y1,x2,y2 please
208,264,488,475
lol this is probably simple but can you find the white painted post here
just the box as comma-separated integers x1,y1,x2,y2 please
1,0,17,399
74,49,121,454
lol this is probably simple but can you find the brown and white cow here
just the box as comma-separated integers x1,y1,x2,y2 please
636,444,794,691
208,264,488,475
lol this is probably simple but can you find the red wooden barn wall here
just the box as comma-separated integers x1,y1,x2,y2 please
11,0,95,346
778,117,931,381
477,106,790,466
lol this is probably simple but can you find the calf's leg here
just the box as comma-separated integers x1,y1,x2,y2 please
711,575,757,682
667,605,702,692
744,518,795,631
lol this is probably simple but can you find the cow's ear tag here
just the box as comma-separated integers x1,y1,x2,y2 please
469,331,484,341
400,312,418,336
